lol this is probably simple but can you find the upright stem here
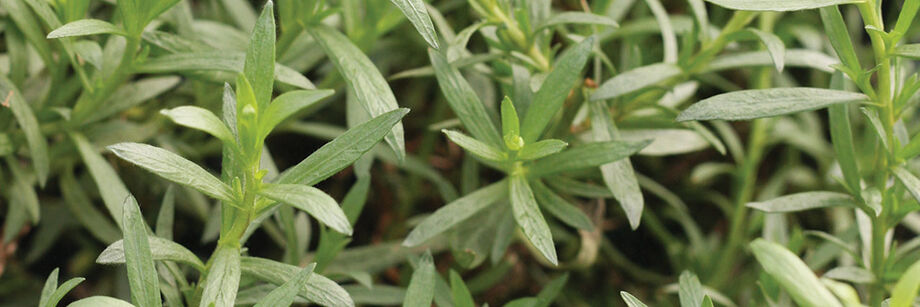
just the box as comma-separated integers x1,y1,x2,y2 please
857,1,894,304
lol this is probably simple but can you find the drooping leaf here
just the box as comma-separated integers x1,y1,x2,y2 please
745,29,786,72
108,143,235,202
121,196,162,307
404,251,436,307
590,100,643,229
199,247,241,307
71,133,131,228
705,0,863,11
509,175,557,265
97,236,205,271
389,0,440,49
677,88,868,121
275,108,408,186
2,77,48,186
403,180,507,246
750,239,843,307
259,184,352,235
308,24,406,161
520,36,594,142
160,106,235,143
47,19,126,38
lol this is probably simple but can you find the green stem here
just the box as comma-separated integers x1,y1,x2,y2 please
71,36,141,125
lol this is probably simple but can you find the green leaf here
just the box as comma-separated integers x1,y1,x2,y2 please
517,140,568,161
47,19,125,38
679,271,704,307
677,88,868,121
449,270,475,307
535,12,619,30
750,239,843,307
520,36,594,142
704,49,836,73
261,89,334,135
39,268,58,307
891,258,920,307
745,29,786,72
156,186,175,239
389,0,440,49
861,107,888,149
258,184,352,235
200,247,241,307
159,106,235,143
442,130,507,162
71,133,131,229
819,6,861,73
828,73,860,194
308,24,406,161
68,296,136,307
893,167,920,206
240,256,354,307
2,78,49,186
96,236,205,271
620,291,649,307
747,191,861,213
108,143,235,202
704,0,863,11
530,180,593,231
45,277,85,307
6,162,39,224
404,251,436,307
533,273,568,307
276,108,409,186
509,175,557,265
253,263,317,307
428,49,503,148
529,140,650,177
589,100,643,229
60,170,121,243
403,180,507,246
590,63,683,101
244,1,275,108
121,195,161,307
501,97,522,149
893,1,920,41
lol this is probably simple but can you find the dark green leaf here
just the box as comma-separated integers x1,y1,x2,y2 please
121,195,161,307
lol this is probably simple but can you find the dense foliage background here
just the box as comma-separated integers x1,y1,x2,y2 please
4,0,920,306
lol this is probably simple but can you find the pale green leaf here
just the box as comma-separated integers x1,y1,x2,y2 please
750,239,843,307
47,19,125,38
121,196,161,307
535,12,619,30
253,263,317,307
71,133,130,229
521,36,594,142
259,184,352,235
891,258,920,307
2,78,48,186
404,251,436,307
429,49,503,148
705,0,864,11
747,191,860,213
621,292,649,307
443,130,507,161
96,236,205,271
517,140,568,161
529,140,650,177
244,1,275,108
200,247,241,307
509,175,557,265
590,63,682,101
67,296,135,307
241,256,354,307
677,88,868,121
530,180,593,231
108,143,235,202
160,106,234,143
389,0,440,49
403,180,507,246
261,89,334,135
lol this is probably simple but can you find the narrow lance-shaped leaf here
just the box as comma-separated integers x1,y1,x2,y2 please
750,239,843,307
746,29,786,72
308,24,406,161
747,191,862,213
621,292,649,307
240,256,354,307
891,258,920,307
403,180,507,246
389,0,440,49
442,129,507,162
590,63,683,101
68,296,135,307
261,89,334,135
258,184,352,235
530,180,593,231
96,236,205,271
828,73,861,194
529,140,650,177
679,271,704,307
510,175,558,265
677,88,868,121
60,170,121,243
404,251,436,307
705,0,863,12
520,36,594,142
2,77,48,186
501,97,522,150
200,247,241,307
71,133,130,228
47,19,126,38
517,140,568,161
590,100,644,230
534,12,619,30
121,195,162,307
39,268,58,307
819,6,861,73
44,277,86,307
244,0,275,108
449,270,475,307
276,108,409,186
429,49,503,148
253,263,317,307
893,167,920,206
160,106,235,143
108,143,235,202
